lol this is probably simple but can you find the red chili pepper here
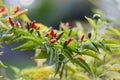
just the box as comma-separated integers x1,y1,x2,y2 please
50,29,55,37
16,21,21,28
36,26,40,31
50,38,56,43
0,7,5,13
81,34,85,41
65,22,70,28
9,17,15,26
14,6,20,14
67,38,72,45
31,20,36,28
45,33,49,37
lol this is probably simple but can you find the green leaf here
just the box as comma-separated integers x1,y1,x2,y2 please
112,49,120,54
2,34,13,41
105,44,120,48
99,41,106,48
0,60,7,68
62,27,69,34
60,63,65,79
74,58,91,73
49,48,55,64
68,29,72,36
0,21,9,29
106,27,120,37
81,50,100,60
85,16,97,30
56,31,64,40
54,54,65,76
45,44,50,54
21,36,40,43
53,43,63,49
65,65,76,73
63,49,74,62
71,27,78,37
7,30,31,43
10,66,20,74
12,41,37,50
82,41,99,53
67,42,78,53
92,41,105,50
103,40,119,44
91,42,100,53
104,44,112,53
8,33,24,43
36,31,41,37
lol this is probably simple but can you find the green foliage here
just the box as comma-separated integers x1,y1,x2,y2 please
0,3,120,80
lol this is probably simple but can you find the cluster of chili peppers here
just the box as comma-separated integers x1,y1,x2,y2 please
8,17,40,31
7,6,85,47
9,17,84,45
1,6,38,30
45,28,73,45
8,17,21,28
0,6,21,14
45,29,56,43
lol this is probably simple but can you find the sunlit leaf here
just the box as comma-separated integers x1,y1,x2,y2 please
0,60,7,68
36,23,48,31
81,50,100,60
12,41,38,50
85,16,97,30
10,66,20,74
105,44,120,48
103,40,119,44
106,26,120,37
20,36,40,43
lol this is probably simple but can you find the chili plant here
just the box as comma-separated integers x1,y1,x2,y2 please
0,1,120,80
